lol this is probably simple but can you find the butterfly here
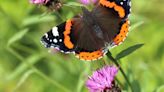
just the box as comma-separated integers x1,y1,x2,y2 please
41,0,131,61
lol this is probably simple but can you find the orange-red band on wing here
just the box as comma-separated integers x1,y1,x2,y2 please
63,19,74,49
99,0,125,18
113,20,129,45
76,50,107,61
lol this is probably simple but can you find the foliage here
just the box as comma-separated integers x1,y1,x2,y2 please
0,0,164,92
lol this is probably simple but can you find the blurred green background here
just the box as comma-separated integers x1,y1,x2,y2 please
0,0,164,92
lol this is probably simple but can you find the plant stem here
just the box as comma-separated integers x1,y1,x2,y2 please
34,68,71,92
8,47,71,92
115,77,124,88
106,52,133,92
55,11,66,21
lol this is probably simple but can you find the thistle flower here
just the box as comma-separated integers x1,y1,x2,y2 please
86,66,120,92
30,0,49,4
48,48,60,54
30,0,62,11
79,0,98,5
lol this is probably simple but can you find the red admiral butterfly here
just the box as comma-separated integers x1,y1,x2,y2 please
41,0,131,61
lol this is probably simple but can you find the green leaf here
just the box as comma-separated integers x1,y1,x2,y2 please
7,28,29,46
130,14,148,23
13,70,34,92
132,80,141,92
76,62,90,92
6,52,45,81
22,15,55,27
130,21,144,31
156,85,164,92
65,2,84,7
116,44,144,60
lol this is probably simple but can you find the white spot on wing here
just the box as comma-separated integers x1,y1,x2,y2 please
129,1,131,6
52,27,59,37
120,2,123,5
45,33,48,38
59,39,62,42
53,39,58,43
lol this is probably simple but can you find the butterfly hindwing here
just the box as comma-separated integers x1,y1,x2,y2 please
75,48,108,61
92,5,122,44
99,0,131,19
113,19,130,45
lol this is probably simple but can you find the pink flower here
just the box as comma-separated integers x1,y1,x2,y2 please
29,0,62,11
86,66,118,92
30,0,49,4
79,0,98,5
48,48,60,54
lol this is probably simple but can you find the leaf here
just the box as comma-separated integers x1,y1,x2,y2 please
13,70,34,92
6,53,45,81
7,28,29,46
130,14,146,22
156,85,164,92
65,2,84,7
132,80,141,92
130,21,144,31
76,63,90,92
116,44,144,60
22,15,55,27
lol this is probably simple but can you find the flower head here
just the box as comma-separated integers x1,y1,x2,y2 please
48,48,60,54
79,0,98,5
30,0,62,11
30,0,49,4
86,65,118,92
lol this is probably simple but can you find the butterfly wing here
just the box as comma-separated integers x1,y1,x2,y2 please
71,7,109,61
92,5,122,44
41,19,76,53
99,0,131,19
72,13,106,51
92,0,131,45
74,0,131,61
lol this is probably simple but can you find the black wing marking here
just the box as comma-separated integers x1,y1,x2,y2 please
106,0,131,19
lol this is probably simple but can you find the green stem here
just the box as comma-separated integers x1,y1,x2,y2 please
7,47,71,92
115,77,124,89
0,6,19,30
76,62,90,92
13,43,36,54
34,68,71,92
106,52,133,92
55,11,66,21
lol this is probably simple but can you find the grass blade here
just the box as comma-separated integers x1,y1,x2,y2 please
116,44,144,60
7,29,29,46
